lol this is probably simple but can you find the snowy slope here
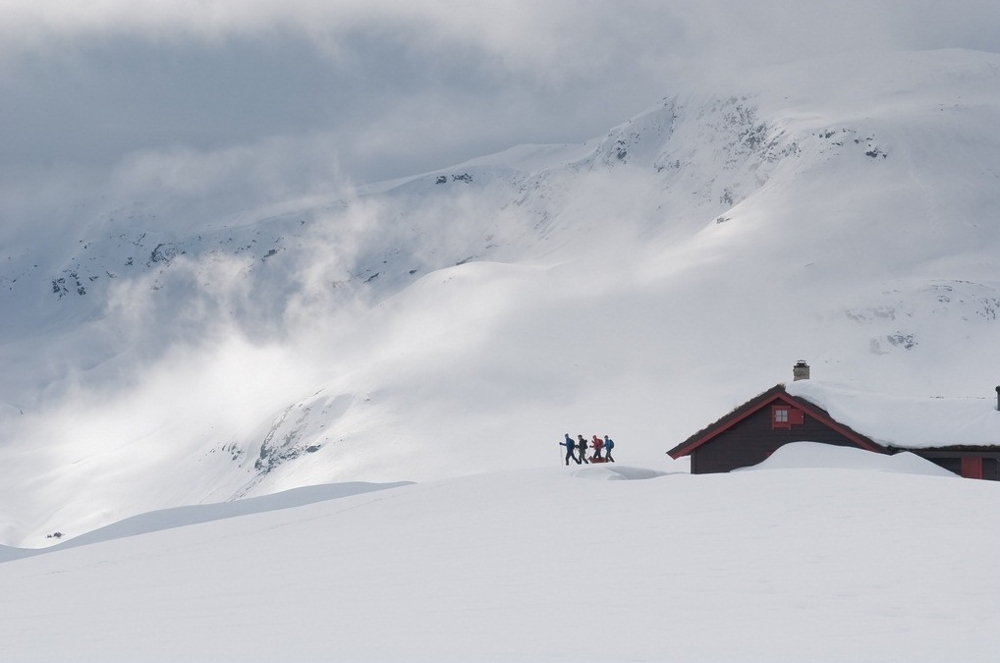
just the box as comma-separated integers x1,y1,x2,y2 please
0,456,997,662
2,49,1000,546
0,480,409,563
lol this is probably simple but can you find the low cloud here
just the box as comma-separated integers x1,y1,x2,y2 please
111,135,349,205
3,0,999,224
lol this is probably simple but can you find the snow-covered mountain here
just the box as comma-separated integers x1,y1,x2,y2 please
2,49,1000,547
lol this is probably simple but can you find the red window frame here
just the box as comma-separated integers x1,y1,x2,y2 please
772,405,804,430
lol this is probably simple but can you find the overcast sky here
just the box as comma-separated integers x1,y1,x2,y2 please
1,0,999,220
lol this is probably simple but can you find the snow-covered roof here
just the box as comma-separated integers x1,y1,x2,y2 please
786,380,1000,450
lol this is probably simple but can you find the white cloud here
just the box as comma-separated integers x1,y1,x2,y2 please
1,0,999,230
4,1,997,64
111,135,349,203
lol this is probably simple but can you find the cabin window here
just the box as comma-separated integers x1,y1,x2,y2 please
772,405,804,430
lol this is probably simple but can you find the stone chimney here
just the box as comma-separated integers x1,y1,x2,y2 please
793,361,810,381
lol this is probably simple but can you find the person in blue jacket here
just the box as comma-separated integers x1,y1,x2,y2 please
603,435,615,462
560,433,580,465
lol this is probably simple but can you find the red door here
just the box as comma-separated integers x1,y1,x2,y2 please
961,457,983,479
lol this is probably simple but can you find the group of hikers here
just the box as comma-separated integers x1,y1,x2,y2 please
560,433,615,465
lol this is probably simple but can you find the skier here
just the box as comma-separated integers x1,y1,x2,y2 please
604,435,615,463
560,433,580,465
591,434,604,461
576,435,590,464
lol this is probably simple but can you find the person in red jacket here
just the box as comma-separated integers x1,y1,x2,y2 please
591,434,604,461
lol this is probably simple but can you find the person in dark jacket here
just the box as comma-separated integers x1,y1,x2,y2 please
560,433,580,465
576,435,590,464
604,435,615,462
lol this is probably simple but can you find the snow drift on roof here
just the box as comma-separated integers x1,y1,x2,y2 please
786,380,1000,449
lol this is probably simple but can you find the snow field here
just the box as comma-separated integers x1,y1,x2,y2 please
1,453,997,662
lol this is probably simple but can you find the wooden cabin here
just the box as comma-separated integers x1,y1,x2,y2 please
667,364,1000,480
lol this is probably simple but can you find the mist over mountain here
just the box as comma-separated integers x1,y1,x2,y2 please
1,47,1000,546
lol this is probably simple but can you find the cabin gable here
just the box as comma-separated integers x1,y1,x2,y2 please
690,396,886,474
669,384,887,475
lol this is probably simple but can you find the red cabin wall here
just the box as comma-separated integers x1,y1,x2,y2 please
961,457,984,479
911,453,1000,481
